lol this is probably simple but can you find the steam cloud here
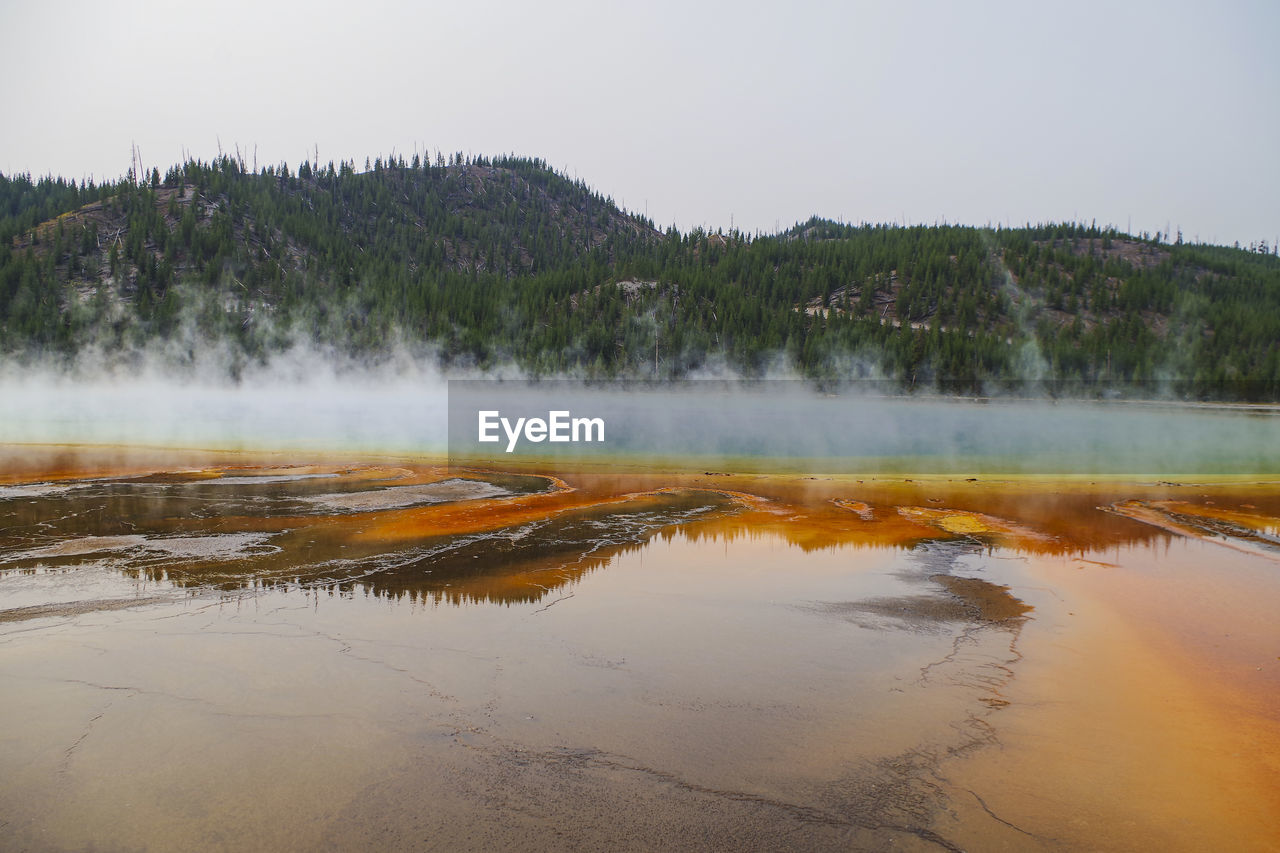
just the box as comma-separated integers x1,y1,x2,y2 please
2,340,1278,475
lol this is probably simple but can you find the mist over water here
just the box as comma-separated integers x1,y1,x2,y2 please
1,374,448,451
452,380,1280,475
0,345,451,452
2,348,1278,474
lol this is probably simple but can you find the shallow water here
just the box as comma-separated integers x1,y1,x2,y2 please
1,450,1278,851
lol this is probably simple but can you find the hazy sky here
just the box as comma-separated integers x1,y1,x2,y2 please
2,0,1276,245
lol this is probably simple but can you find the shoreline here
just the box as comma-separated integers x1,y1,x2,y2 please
6,441,1280,486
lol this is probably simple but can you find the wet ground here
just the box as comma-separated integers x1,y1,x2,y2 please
1,447,1278,851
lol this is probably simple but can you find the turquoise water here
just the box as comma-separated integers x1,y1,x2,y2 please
2,375,1277,475
448,382,1280,475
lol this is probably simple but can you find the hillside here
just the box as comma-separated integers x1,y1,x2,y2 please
2,155,1279,397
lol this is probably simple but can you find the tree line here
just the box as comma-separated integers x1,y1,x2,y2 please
1,155,1277,399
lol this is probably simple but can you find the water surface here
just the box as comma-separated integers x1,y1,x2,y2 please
2,450,1277,850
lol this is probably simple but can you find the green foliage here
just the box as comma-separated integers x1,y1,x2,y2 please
1,156,1278,399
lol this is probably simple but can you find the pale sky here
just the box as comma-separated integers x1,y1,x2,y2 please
2,0,1277,246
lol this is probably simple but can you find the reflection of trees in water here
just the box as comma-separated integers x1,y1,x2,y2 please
337,544,640,609
104,489,744,607
675,501,1178,557
320,491,741,606
10,465,1272,612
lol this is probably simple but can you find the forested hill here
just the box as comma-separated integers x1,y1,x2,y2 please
2,153,1279,398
